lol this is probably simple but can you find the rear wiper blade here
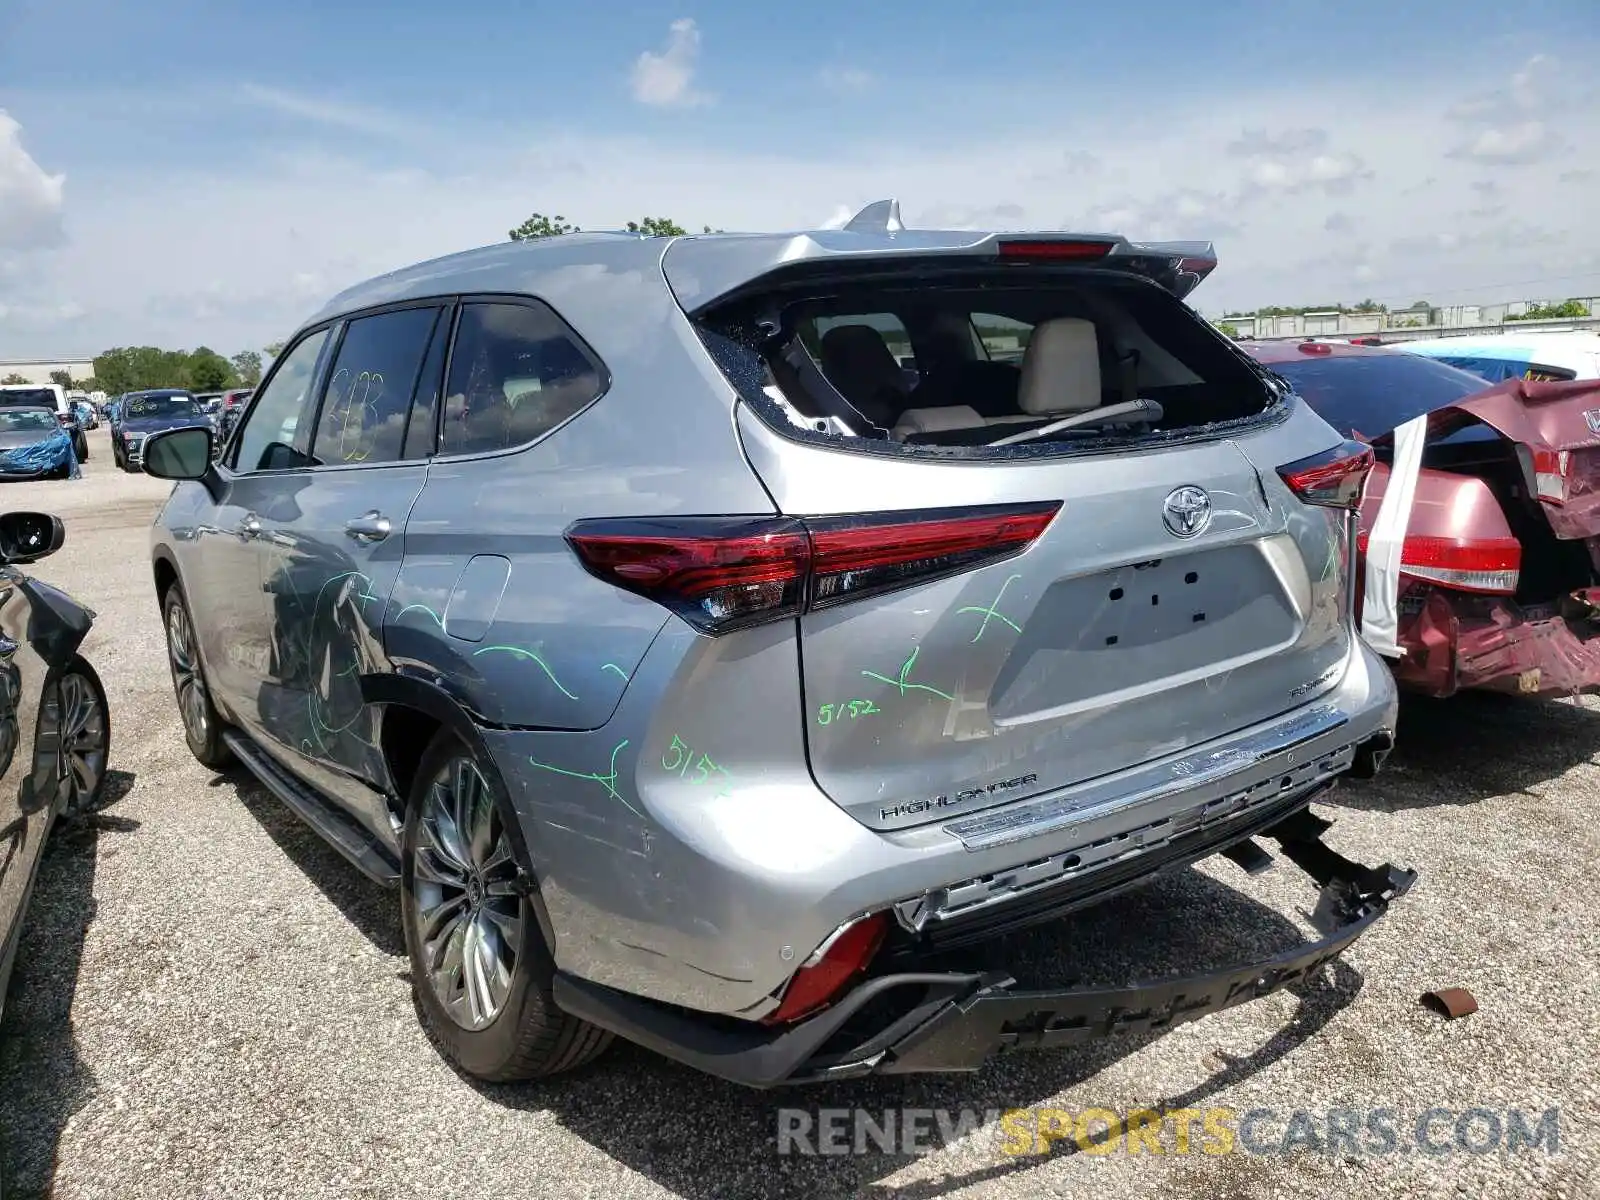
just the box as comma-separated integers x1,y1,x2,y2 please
987,397,1164,448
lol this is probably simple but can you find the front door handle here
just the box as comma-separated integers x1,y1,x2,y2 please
237,513,261,540
345,511,392,543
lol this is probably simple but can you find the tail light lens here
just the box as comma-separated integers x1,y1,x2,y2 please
566,502,1060,635
762,911,889,1026
1358,532,1521,596
1530,448,1570,505
1278,441,1375,509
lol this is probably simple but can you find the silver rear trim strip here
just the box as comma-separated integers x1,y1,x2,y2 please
943,702,1349,852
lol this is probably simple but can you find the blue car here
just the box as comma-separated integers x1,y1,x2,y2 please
0,407,81,480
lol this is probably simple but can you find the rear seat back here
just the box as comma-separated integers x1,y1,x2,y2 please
891,317,1103,441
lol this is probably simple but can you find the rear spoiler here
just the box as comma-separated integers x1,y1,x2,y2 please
661,199,1221,311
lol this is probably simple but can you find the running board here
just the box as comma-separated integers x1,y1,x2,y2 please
222,730,400,885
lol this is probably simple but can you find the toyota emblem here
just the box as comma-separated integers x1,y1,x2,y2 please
1162,486,1212,538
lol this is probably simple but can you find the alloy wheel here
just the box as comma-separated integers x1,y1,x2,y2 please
413,757,524,1031
166,601,209,745
52,671,108,812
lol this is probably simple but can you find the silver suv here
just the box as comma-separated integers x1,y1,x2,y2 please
143,203,1410,1087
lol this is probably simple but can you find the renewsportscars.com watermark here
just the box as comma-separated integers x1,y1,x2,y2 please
776,1106,1562,1158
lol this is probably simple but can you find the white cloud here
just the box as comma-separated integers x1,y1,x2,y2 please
236,83,418,140
818,66,875,94
0,111,66,252
1453,119,1563,164
631,19,711,108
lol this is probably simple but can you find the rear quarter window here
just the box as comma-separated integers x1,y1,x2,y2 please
438,300,607,457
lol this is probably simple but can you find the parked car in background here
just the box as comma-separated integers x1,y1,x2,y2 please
0,383,89,462
216,387,253,441
0,510,111,1020
1399,331,1600,383
112,389,209,472
144,214,1411,1089
0,408,82,480
1244,338,1600,698
194,392,223,417
71,400,98,430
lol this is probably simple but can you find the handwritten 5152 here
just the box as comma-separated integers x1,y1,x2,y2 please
816,699,882,726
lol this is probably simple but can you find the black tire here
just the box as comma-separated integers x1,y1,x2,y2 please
75,433,89,461
401,727,611,1082
162,582,235,769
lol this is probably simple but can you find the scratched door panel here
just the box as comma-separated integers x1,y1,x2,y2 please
248,463,430,828
736,404,1354,832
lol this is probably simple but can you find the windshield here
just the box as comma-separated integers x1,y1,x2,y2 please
126,395,200,419
1271,353,1495,438
0,409,60,433
0,388,58,409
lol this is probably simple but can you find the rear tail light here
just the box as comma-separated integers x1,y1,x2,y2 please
997,239,1114,261
1277,441,1375,509
566,502,1060,635
1531,448,1570,505
761,911,889,1026
1358,532,1521,596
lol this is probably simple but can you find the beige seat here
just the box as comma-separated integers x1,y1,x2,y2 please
891,317,1102,440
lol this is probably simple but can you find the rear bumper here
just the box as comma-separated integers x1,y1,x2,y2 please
1393,587,1600,698
493,634,1397,1017
553,808,1415,1087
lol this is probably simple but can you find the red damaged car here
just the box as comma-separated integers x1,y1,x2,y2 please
1244,339,1600,699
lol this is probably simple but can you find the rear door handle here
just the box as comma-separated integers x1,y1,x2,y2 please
345,511,392,543
237,513,261,539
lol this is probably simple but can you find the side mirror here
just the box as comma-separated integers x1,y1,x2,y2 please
143,427,214,480
0,511,65,564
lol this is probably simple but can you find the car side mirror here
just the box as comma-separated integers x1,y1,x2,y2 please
143,427,214,481
0,511,65,564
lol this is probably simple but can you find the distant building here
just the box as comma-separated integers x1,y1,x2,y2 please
1216,297,1598,342
0,358,95,385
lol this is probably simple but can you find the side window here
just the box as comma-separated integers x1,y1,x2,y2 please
971,313,1033,365
232,329,329,472
439,302,605,457
310,306,441,466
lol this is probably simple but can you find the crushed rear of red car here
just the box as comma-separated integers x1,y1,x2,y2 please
1243,339,1600,699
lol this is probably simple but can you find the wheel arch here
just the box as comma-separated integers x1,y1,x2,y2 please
363,670,558,949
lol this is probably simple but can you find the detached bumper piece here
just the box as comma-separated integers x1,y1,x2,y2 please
552,812,1415,1088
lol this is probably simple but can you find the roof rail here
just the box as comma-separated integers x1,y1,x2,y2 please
842,199,904,234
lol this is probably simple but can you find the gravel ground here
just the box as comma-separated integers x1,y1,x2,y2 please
1,425,1598,1199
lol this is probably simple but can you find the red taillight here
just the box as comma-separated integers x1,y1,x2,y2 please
762,912,889,1026
566,502,1060,635
1278,441,1375,509
1358,532,1521,595
997,239,1114,261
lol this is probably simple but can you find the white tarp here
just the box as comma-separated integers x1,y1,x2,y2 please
1360,413,1430,657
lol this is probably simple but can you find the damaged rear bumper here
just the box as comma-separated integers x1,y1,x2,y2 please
551,810,1415,1088
1394,587,1600,698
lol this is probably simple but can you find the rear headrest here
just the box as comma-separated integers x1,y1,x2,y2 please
819,325,905,395
1019,318,1101,415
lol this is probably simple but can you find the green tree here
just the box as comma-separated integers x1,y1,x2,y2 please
509,213,580,241
230,350,263,385
1509,299,1590,322
188,346,234,391
49,369,73,388
93,346,196,393
626,217,687,237
0,373,28,385
263,340,285,359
